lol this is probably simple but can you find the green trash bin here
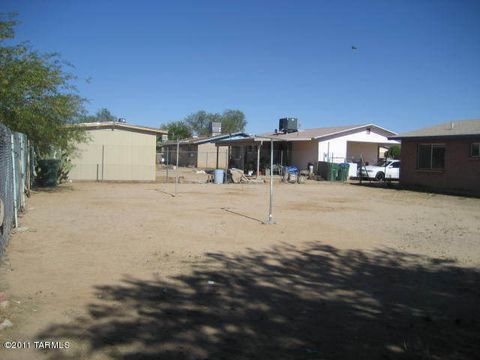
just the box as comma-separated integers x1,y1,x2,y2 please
337,163,350,181
329,163,340,181
36,159,61,187
317,161,341,181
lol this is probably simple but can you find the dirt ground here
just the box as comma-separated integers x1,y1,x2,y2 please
0,179,479,359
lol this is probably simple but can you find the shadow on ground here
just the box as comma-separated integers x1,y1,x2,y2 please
32,184,75,193
39,243,480,360
350,181,480,198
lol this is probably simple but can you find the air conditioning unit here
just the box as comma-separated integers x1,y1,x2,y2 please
279,118,298,133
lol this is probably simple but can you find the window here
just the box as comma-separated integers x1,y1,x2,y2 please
471,143,480,157
417,144,445,169
391,162,400,168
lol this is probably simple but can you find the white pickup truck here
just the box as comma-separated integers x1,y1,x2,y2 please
359,160,400,181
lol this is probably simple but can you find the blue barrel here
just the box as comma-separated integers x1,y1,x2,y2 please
214,169,224,184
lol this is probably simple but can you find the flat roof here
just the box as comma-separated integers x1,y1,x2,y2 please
74,122,167,136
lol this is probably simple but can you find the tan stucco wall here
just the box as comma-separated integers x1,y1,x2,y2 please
291,141,318,169
196,143,228,168
69,128,157,181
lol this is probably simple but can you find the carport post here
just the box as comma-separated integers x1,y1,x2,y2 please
175,140,179,196
256,142,261,177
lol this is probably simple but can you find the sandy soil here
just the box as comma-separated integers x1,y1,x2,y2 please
0,180,479,359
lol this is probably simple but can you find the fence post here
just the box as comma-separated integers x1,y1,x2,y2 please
10,134,18,228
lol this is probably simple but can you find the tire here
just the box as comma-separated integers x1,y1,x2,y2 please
375,172,385,181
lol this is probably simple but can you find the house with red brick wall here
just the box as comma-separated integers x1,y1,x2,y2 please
389,119,480,195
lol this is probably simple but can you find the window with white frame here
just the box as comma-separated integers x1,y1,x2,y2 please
417,144,445,169
471,143,480,157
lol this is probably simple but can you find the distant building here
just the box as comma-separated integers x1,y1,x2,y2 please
389,119,480,195
70,122,167,181
159,132,250,169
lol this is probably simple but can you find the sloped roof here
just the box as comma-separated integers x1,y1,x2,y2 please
389,119,480,140
259,124,396,141
75,121,167,135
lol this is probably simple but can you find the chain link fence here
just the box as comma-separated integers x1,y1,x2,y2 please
0,123,31,255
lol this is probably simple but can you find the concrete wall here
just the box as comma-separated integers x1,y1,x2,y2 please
400,138,480,194
318,129,398,163
196,143,228,169
291,141,318,169
70,129,157,181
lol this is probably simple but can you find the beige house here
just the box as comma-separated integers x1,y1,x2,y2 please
69,122,167,181
217,124,398,176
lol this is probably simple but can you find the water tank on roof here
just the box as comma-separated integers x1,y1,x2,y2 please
279,118,298,133
210,122,222,135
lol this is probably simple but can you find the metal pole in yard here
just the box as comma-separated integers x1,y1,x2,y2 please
256,142,261,177
101,145,105,181
174,139,179,196
359,154,363,184
166,147,169,183
265,138,275,224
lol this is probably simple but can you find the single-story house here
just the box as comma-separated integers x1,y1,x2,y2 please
389,119,480,195
69,121,167,181
159,132,250,169
217,124,399,175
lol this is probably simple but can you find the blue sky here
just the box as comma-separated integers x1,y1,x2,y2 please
2,0,479,134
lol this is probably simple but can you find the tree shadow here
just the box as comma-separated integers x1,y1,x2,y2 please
39,243,480,360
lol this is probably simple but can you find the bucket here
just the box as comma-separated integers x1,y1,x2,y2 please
214,169,224,184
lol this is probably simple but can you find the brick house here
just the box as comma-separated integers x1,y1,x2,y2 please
389,119,480,195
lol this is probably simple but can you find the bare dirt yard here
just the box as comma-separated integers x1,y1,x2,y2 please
1,179,479,360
